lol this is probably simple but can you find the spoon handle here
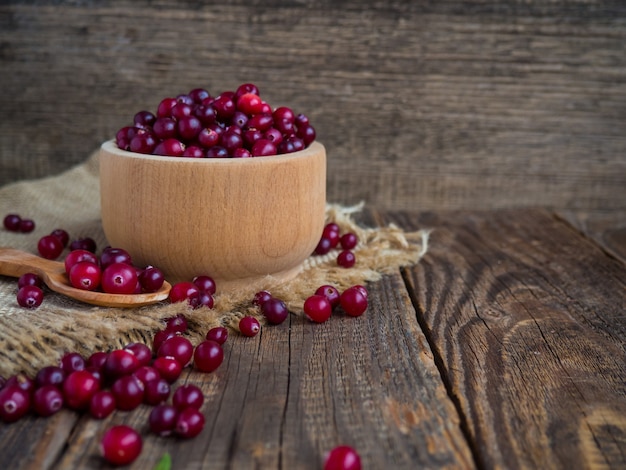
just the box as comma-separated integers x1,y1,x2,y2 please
0,247,65,279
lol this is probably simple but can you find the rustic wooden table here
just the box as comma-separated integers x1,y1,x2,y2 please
0,207,624,469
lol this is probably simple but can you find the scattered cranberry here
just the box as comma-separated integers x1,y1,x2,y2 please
337,250,356,268
111,375,144,411
69,237,97,253
192,275,216,295
0,385,31,422
63,370,100,410
5,374,34,394
239,316,260,337
37,234,64,260
353,285,368,300
16,285,44,308
339,286,368,317
124,342,152,367
252,290,272,307
152,356,183,383
324,445,362,470
149,404,179,436
19,219,35,233
165,314,188,333
35,365,65,388
133,366,160,386
191,290,214,309
50,228,70,247
322,223,341,248
315,285,341,309
86,351,109,370
314,237,333,255
172,384,204,411
157,335,194,367
60,352,86,374
261,297,289,325
3,213,22,231
103,348,141,379
340,232,358,250
33,385,64,417
176,407,205,438
143,378,171,405
152,329,177,354
304,295,332,323
169,281,200,305
100,425,142,466
193,340,224,373
18,272,42,289
89,390,116,419
206,326,228,345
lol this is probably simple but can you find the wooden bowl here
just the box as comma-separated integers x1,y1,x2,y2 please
99,140,326,291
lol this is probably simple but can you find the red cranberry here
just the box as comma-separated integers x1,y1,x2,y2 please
69,237,97,253
322,223,341,247
111,375,144,411
101,262,137,294
340,232,358,250
152,356,183,383
157,97,177,117
143,378,171,406
193,340,224,373
251,139,277,157
69,261,101,291
314,237,333,255
239,316,260,337
19,218,36,233
90,390,116,419
35,365,65,388
315,285,341,309
252,290,272,307
37,234,64,260
87,351,109,370
157,335,194,367
149,404,178,436
133,366,160,386
103,348,141,379
138,266,165,292
16,285,44,308
169,281,200,304
100,247,132,270
18,272,42,289
0,385,31,422
234,82,260,101
304,295,332,323
100,425,142,466
124,342,152,367
324,445,362,470
261,297,289,325
176,407,205,438
152,329,177,353
206,326,228,345
33,384,64,417
339,286,368,317
337,250,356,268
172,383,204,410
64,249,99,275
63,370,100,410
60,352,86,374
5,373,34,394
3,213,22,231
354,285,368,300
165,314,188,333
50,228,70,247
192,275,216,295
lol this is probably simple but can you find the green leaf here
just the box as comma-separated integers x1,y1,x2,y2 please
153,452,172,470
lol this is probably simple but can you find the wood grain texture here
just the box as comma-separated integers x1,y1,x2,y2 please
1,1,625,213
393,208,626,469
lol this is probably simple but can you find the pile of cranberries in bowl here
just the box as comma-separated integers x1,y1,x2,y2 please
115,83,316,158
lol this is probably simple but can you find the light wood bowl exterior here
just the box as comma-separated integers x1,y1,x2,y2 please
99,140,326,291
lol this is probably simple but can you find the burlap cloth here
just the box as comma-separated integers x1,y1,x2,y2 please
0,152,429,378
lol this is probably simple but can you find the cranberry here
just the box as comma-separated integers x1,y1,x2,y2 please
157,335,194,366
143,378,171,405
314,237,333,255
100,425,142,466
124,342,152,367
101,262,138,295
354,285,368,300
239,316,260,337
0,385,31,422
212,94,236,121
169,281,200,304
251,139,277,157
60,352,86,374
252,290,272,307
149,404,178,436
176,407,205,438
133,366,160,386
315,285,341,309
152,329,177,353
192,275,216,295
16,285,44,308
18,272,42,289
235,82,260,101
324,445,362,470
261,297,289,325
50,228,70,247
206,145,229,158
89,390,116,419
157,97,177,117
153,117,177,139
138,266,165,293
130,132,157,154
3,213,22,231
134,110,156,127
237,93,264,116
206,326,228,345
5,373,34,394
304,295,332,323
111,375,144,411
64,249,99,275
165,314,188,333
322,223,341,248
339,286,368,317
154,138,186,156
69,237,97,253
19,218,35,233
340,232,359,250
177,115,202,140
35,365,65,388
193,340,224,373
172,383,204,410
103,348,141,379
191,290,214,309
337,250,356,268
273,106,295,123
232,147,252,158
100,247,132,270
189,87,210,103
198,127,220,147
69,261,101,291
152,356,183,383
37,234,64,260
33,384,64,417
87,351,109,370
297,124,317,146
63,370,100,410
248,113,273,132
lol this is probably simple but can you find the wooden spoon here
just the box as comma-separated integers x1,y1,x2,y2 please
0,247,171,308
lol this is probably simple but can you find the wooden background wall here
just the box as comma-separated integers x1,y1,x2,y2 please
1,1,625,214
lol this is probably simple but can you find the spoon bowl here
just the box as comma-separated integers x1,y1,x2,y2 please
0,247,171,308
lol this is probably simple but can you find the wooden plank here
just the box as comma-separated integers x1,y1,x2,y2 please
390,208,626,469
1,1,625,213
34,273,474,468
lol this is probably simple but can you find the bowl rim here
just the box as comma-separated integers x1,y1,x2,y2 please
100,139,324,164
